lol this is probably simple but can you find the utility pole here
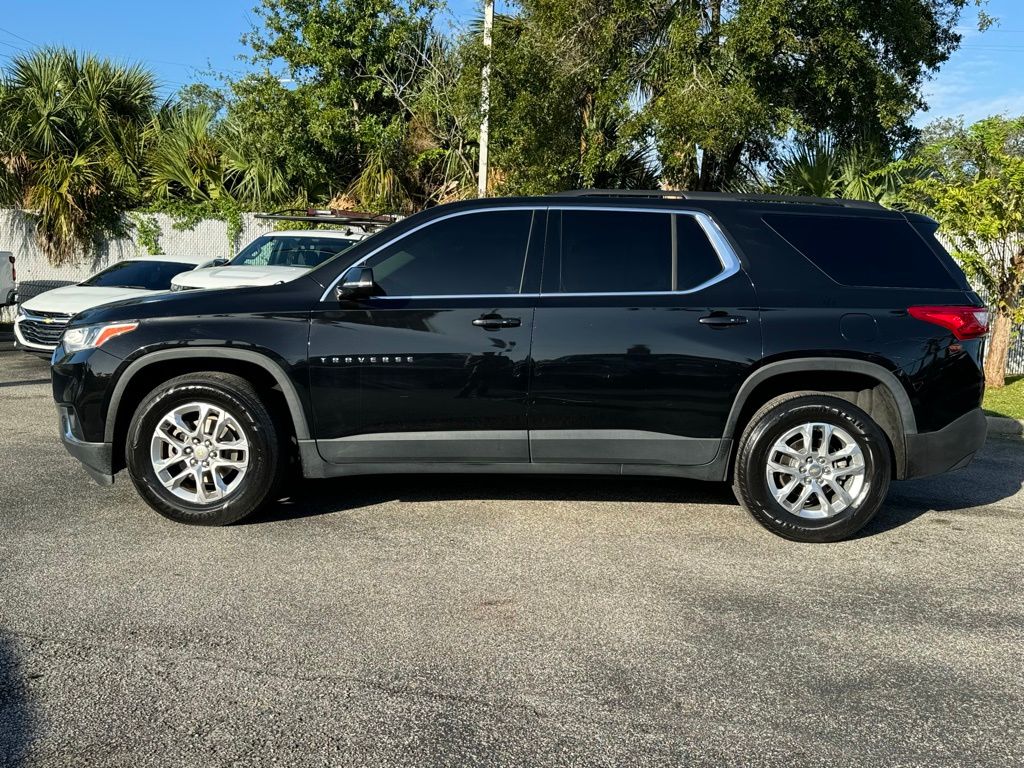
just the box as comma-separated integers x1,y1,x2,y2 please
477,0,494,198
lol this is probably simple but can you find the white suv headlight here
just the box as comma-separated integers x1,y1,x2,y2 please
62,321,139,352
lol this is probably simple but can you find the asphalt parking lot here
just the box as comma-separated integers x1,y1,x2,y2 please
1,348,1022,767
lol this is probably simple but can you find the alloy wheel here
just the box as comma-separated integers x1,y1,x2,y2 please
149,401,250,505
765,422,868,519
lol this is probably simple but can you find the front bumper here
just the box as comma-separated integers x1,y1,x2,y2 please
58,405,114,486
904,407,987,480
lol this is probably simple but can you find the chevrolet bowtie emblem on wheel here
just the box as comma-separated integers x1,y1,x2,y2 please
319,355,414,364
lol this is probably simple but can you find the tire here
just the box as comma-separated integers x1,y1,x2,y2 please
732,393,892,543
125,372,283,525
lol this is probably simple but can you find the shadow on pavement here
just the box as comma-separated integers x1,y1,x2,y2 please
0,632,33,767
246,473,740,526
860,440,1024,537
249,440,1023,537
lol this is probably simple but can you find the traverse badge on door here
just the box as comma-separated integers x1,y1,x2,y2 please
318,355,415,365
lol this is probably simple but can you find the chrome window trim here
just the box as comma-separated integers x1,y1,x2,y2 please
319,204,741,302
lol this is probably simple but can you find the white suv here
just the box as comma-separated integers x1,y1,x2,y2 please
170,230,367,291
14,254,213,354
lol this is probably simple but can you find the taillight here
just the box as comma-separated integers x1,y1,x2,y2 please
907,305,989,340
8,255,13,283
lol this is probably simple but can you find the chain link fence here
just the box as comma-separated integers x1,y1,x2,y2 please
0,209,274,323
998,330,1024,376
968,283,1024,376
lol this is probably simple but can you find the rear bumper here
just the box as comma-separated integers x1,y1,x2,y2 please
58,406,114,486
903,407,987,480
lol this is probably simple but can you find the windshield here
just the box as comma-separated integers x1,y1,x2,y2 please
80,260,198,290
231,235,361,269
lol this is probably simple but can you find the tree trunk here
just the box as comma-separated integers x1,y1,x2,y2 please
709,0,722,38
579,91,594,185
984,311,1012,390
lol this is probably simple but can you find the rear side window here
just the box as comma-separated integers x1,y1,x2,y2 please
555,210,724,294
763,214,959,289
676,215,726,291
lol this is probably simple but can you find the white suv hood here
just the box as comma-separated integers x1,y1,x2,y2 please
20,285,155,316
171,265,310,290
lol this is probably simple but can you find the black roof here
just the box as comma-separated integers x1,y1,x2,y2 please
549,189,886,210
414,190,905,221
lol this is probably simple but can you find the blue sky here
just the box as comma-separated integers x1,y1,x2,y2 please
1,0,1021,126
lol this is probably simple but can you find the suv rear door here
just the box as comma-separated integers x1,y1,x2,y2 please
529,206,761,467
309,207,543,465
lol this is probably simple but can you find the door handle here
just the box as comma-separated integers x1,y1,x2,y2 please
699,313,748,327
473,314,521,329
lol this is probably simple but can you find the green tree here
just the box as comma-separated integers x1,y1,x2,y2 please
897,116,1024,389
462,3,658,194
471,0,989,192
770,134,907,203
144,104,289,208
650,0,992,188
0,48,158,263
226,0,441,208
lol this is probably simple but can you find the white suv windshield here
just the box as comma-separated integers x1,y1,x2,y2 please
232,235,361,269
81,260,199,290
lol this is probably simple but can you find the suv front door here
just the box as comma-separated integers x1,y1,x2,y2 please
529,206,761,468
309,208,543,465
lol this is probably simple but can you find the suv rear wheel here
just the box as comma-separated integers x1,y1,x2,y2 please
733,393,892,543
125,372,282,525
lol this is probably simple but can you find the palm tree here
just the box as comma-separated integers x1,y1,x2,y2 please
0,48,157,264
770,133,905,203
145,105,227,203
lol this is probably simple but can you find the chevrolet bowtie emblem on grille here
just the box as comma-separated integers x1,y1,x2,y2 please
43,318,55,324
319,355,414,364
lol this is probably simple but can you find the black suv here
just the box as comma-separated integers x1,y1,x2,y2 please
51,191,989,542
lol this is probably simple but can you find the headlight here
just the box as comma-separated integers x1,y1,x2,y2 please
61,321,139,352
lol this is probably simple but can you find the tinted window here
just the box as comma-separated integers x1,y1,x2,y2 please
556,210,722,293
763,214,959,289
81,260,198,291
364,210,534,296
232,235,360,269
560,211,671,293
676,215,726,290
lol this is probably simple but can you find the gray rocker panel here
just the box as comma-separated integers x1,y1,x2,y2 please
316,430,530,464
530,429,721,465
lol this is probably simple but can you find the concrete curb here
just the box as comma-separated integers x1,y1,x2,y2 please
987,415,1024,439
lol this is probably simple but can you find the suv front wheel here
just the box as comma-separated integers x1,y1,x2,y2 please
733,393,892,543
125,372,283,525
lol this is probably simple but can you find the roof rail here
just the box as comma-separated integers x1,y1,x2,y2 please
549,189,885,210
255,208,402,228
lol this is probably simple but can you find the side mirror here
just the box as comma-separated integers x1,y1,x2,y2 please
336,266,379,300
